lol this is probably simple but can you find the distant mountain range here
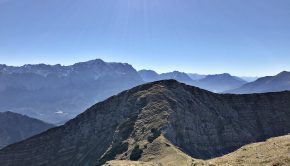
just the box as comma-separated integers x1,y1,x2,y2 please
1,59,289,124
1,80,289,166
138,70,160,82
187,73,207,80
0,59,143,123
195,73,247,92
0,111,54,149
238,76,259,82
139,70,290,93
138,70,248,92
226,71,290,94
138,70,195,85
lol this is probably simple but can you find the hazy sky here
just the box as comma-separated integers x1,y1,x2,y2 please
0,0,290,76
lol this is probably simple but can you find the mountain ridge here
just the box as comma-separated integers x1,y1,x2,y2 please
0,80,289,166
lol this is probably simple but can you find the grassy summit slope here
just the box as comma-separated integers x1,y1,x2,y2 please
105,134,290,166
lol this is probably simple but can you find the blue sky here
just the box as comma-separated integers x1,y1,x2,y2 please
0,0,290,76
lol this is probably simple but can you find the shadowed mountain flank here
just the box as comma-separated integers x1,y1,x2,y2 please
0,112,54,149
0,80,289,166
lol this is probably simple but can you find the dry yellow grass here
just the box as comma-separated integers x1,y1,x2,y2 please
139,135,195,166
206,134,290,166
103,134,290,166
103,160,160,166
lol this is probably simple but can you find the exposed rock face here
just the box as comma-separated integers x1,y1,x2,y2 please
227,71,290,94
0,112,54,149
0,80,289,166
0,59,143,123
